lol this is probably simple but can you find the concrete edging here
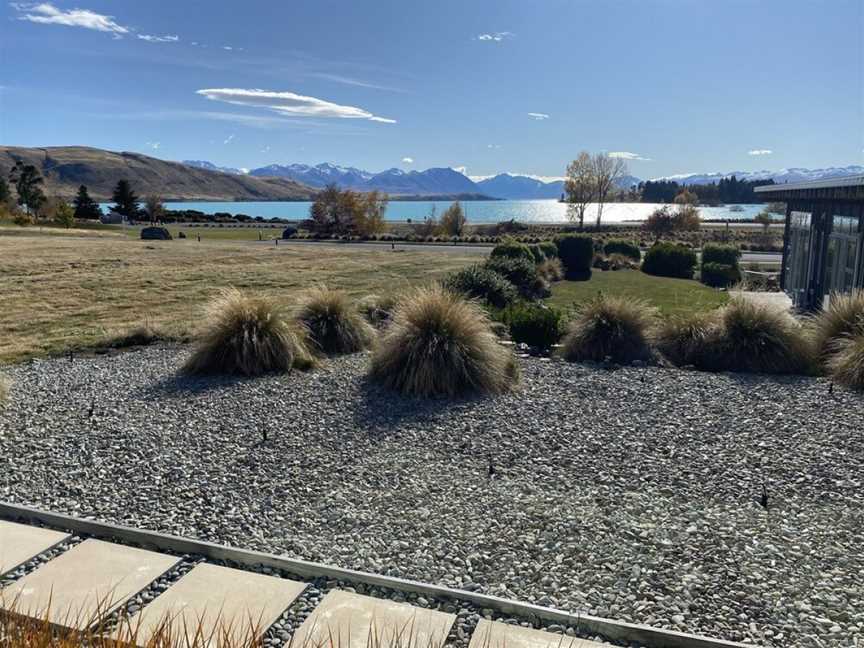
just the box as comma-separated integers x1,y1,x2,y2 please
0,502,754,648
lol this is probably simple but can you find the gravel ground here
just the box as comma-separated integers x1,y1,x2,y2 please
1,346,862,647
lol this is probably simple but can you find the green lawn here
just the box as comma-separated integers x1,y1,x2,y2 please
547,269,728,317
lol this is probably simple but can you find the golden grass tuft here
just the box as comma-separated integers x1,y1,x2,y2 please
560,295,657,364
826,333,864,390
536,258,564,282
808,290,864,361
183,288,314,376
358,293,400,328
369,286,519,398
655,312,721,367
296,287,376,355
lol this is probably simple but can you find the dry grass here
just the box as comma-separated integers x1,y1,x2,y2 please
183,288,315,376
808,290,864,361
369,286,519,398
560,295,657,364
358,294,401,328
0,373,9,405
536,258,564,282
296,287,376,356
827,333,864,390
654,312,720,367
0,236,476,363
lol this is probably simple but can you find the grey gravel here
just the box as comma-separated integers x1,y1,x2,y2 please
1,346,863,647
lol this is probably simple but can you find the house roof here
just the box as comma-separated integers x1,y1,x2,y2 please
755,175,864,201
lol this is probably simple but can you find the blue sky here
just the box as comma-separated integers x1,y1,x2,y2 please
1,0,861,180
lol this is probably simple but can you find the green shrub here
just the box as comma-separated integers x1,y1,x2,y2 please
501,304,564,350
490,239,534,262
642,242,697,279
539,241,558,259
808,290,864,360
184,288,314,376
555,234,594,279
827,333,864,390
603,239,641,261
560,295,657,364
485,256,541,298
700,262,741,288
702,243,741,266
369,286,519,398
443,264,518,308
296,287,376,355
527,244,546,263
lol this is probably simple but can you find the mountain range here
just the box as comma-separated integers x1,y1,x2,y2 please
655,166,864,186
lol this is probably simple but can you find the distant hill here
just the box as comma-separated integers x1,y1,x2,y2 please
475,174,564,199
0,146,316,201
654,166,864,186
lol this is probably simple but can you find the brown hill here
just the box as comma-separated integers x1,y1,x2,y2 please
0,146,317,202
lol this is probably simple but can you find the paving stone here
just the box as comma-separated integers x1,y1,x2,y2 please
295,589,456,648
470,620,613,648
117,562,306,646
0,520,69,576
0,538,179,629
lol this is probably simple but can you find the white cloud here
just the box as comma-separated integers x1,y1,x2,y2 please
476,31,512,42
13,2,129,35
138,34,179,43
487,144,501,149
402,157,413,164
223,134,235,144
608,151,651,161
748,149,773,156
146,141,160,150
527,112,549,120
197,87,397,124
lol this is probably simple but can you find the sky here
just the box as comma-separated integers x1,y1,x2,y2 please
1,0,862,180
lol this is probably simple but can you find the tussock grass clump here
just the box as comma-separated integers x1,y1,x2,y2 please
537,258,564,282
369,286,519,398
655,312,721,367
296,287,376,356
827,333,864,390
184,288,313,376
808,290,864,360
443,264,518,308
560,295,657,364
358,293,400,328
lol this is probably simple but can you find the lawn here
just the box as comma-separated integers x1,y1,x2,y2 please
0,235,476,363
546,269,728,317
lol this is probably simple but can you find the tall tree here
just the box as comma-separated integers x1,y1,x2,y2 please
111,179,140,218
8,160,46,215
439,201,466,236
564,152,595,229
54,201,76,229
145,194,165,223
72,185,102,220
592,153,628,227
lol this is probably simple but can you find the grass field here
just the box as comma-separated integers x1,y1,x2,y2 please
547,269,729,317
0,235,477,363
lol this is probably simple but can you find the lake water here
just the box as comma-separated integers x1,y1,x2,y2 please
107,200,770,224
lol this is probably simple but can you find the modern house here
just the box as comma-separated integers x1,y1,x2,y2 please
755,176,864,310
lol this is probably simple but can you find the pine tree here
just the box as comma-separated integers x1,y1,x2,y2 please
111,180,140,218
73,185,102,220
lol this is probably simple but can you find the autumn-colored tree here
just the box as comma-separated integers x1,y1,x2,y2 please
564,152,595,229
439,201,467,236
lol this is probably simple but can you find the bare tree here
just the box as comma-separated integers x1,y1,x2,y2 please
564,152,595,229
593,153,628,227
145,194,165,224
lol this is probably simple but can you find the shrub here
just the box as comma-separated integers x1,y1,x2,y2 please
443,264,518,308
643,206,675,239
184,288,313,376
527,244,547,263
369,286,519,397
702,243,741,266
827,333,864,390
501,303,564,350
281,226,298,239
484,256,541,298
700,262,741,288
296,287,376,355
439,201,467,236
560,295,657,364
538,241,558,258
642,242,697,279
603,239,641,261
808,290,864,360
537,257,564,282
555,234,594,278
655,312,721,367
490,239,534,262
358,294,400,328
673,204,701,231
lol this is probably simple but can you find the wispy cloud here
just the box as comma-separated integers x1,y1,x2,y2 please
402,157,414,164
487,144,502,149
146,141,160,150
12,2,129,36
138,34,179,43
197,88,397,124
308,72,406,93
748,149,773,156
476,31,512,42
223,134,235,144
528,112,549,120
608,151,651,161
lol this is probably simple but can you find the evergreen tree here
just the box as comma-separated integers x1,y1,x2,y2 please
0,176,10,204
73,185,102,220
8,161,46,215
111,179,140,218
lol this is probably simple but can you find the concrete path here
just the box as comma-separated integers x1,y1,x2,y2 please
472,619,612,648
0,519,68,576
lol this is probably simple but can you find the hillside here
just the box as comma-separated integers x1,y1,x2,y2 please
0,146,316,201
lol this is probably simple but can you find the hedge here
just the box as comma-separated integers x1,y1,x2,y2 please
642,242,697,279
555,234,594,279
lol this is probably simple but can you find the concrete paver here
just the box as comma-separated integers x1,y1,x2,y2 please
470,619,613,648
0,520,69,576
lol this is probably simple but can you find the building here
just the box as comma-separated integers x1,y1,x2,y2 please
755,176,864,310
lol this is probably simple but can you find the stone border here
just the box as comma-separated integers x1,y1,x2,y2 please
0,502,756,648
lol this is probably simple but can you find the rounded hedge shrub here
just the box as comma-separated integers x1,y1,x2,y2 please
502,303,564,351
296,287,376,356
539,241,558,259
490,239,534,262
443,264,518,308
555,234,594,279
527,244,546,263
701,262,741,288
485,256,541,298
369,286,520,398
642,242,697,279
560,295,657,364
701,243,741,266
603,239,641,262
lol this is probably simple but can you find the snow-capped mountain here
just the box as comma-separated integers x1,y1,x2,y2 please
654,165,864,186
249,163,373,188
182,160,247,175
